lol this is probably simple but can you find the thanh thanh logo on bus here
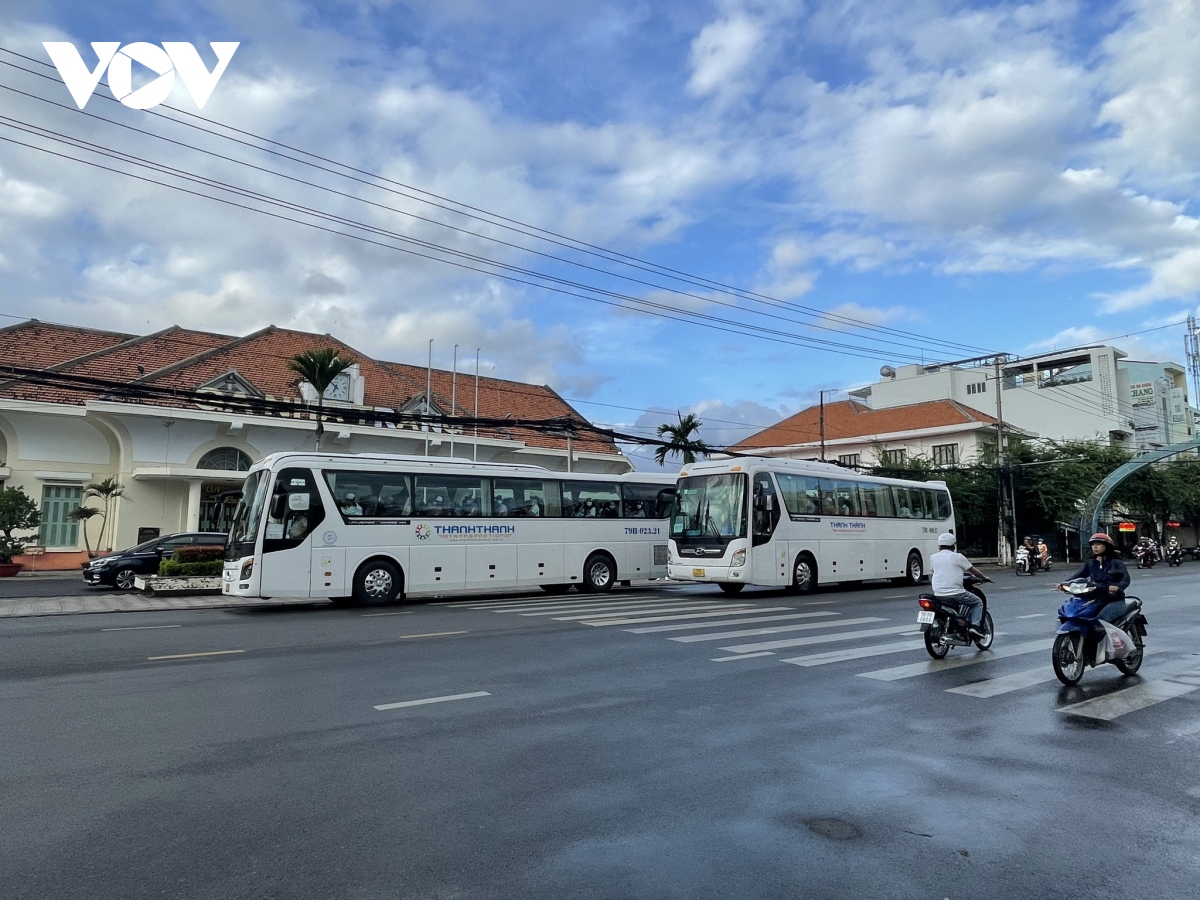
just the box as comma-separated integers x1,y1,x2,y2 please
42,41,239,110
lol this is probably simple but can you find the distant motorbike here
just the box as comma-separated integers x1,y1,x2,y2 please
1165,544,1184,567
1051,579,1148,686
1134,542,1159,569
1036,545,1052,572
1015,546,1035,576
917,574,995,659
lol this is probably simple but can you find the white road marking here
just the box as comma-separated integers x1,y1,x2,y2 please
857,639,1055,682
883,594,909,599
486,598,676,613
720,625,917,654
670,616,887,644
148,649,246,661
616,611,831,632
1058,679,1200,721
546,603,752,621
374,691,491,711
102,625,182,631
711,651,775,662
1016,614,1047,619
519,600,739,617
361,611,416,617
804,600,838,605
399,631,467,639
946,667,1059,698
782,640,927,667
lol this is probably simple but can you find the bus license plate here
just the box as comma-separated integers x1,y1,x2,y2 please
692,568,706,577
916,610,935,624
223,584,231,594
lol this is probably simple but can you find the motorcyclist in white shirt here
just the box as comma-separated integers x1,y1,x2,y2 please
930,532,990,637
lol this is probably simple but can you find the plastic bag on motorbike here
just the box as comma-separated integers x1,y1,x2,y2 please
1100,621,1135,660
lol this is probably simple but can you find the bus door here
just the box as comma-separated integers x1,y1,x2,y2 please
750,473,786,585
259,467,325,598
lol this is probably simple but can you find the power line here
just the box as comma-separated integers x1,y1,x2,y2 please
0,47,997,360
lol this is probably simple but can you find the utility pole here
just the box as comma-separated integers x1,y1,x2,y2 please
1186,314,1199,408
451,344,458,459
993,358,1011,565
819,390,827,462
425,339,432,457
473,348,480,462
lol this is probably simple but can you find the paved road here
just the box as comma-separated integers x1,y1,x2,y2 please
2,566,1198,899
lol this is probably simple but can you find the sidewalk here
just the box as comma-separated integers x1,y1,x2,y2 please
0,594,320,618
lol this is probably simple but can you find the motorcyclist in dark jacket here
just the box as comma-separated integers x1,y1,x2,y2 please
1058,532,1130,623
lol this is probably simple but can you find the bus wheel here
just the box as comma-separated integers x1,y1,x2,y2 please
353,559,403,605
540,584,571,594
582,553,616,593
790,554,817,595
719,583,745,595
903,551,924,586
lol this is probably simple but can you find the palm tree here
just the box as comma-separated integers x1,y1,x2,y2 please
67,505,102,557
83,477,125,551
654,412,712,466
287,348,355,449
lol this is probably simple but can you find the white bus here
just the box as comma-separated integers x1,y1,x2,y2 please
666,456,956,594
221,453,676,604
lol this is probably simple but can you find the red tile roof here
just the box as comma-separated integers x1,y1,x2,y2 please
733,399,999,450
0,319,619,457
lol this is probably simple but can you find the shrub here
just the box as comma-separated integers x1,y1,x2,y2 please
0,486,40,564
171,545,225,563
158,559,223,577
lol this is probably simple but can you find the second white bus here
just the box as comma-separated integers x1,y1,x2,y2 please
221,453,676,604
666,456,956,594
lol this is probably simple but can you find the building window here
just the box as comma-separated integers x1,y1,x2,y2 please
39,485,83,548
966,381,987,396
198,448,253,471
932,443,958,466
838,453,860,468
1038,356,1092,389
880,448,906,466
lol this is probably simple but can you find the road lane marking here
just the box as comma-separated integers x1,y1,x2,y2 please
103,625,182,631
670,616,887,644
721,625,916,654
1016,614,1046,619
518,600,733,616
782,640,927,667
148,649,245,661
804,600,838,605
361,611,416,617
375,691,491,711
857,639,1055,681
399,631,467,639
546,603,752,621
1058,679,1200,721
616,611,831,632
946,666,1059,698
711,651,775,662
472,595,690,612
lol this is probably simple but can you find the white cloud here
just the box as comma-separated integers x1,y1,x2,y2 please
687,12,764,98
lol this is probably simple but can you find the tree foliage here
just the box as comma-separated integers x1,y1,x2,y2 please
0,486,40,563
654,412,712,467
287,347,356,446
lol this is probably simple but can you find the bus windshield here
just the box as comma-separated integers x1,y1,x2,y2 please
671,473,747,543
225,470,269,559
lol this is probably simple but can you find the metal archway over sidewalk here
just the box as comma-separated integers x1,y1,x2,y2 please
1077,438,1200,555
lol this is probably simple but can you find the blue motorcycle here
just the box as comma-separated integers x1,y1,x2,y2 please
1052,579,1148,686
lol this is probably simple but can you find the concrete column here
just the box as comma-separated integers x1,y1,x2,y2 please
186,479,203,531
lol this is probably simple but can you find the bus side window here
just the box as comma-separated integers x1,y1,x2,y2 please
819,480,838,516
935,491,952,520
893,487,911,517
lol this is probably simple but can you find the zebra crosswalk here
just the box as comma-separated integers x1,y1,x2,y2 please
444,591,1199,725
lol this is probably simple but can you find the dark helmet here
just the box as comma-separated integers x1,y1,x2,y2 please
1089,532,1114,549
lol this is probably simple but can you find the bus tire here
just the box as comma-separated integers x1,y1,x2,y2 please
581,552,616,593
353,558,403,606
718,583,745,595
903,551,924,586
789,553,818,595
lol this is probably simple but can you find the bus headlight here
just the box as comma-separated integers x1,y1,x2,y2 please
239,559,254,581
731,550,746,567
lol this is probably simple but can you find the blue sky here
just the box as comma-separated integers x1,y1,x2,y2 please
2,0,1200,469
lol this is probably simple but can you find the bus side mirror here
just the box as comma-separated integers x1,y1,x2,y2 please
270,493,287,519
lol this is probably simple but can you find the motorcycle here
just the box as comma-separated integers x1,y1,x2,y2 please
1015,546,1035,576
1134,542,1158,569
1165,544,1183,567
916,574,994,659
1036,545,1052,572
1051,579,1148,686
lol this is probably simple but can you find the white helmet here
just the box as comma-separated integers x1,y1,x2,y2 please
937,532,956,548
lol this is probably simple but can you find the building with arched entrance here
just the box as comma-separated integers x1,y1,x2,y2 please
0,320,630,569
